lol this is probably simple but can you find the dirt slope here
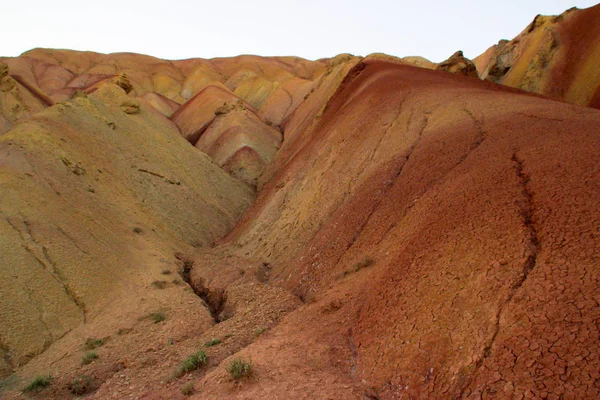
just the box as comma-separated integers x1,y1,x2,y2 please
475,4,600,109
213,60,600,399
1,13,599,398
0,81,254,379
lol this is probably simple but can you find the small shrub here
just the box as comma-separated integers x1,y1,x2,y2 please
68,375,93,395
254,327,266,337
151,280,168,289
227,358,253,380
85,337,107,349
117,327,132,335
161,269,172,275
149,312,166,324
354,256,375,270
204,338,221,347
23,375,52,392
180,382,195,396
133,227,143,234
81,351,98,365
174,351,208,377
343,256,375,277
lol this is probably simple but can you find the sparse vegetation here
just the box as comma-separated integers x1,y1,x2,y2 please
227,358,253,380
254,327,267,337
81,351,98,365
68,375,93,395
180,382,195,396
23,375,52,392
151,280,168,289
343,256,375,277
173,351,208,378
148,311,166,323
85,337,107,349
204,338,222,347
117,327,132,335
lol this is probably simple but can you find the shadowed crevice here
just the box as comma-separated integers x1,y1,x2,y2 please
459,152,541,397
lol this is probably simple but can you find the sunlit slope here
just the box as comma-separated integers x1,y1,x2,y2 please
0,82,253,374
476,4,600,109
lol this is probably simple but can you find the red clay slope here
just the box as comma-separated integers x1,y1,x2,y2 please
212,60,600,399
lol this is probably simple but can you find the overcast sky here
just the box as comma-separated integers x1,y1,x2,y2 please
1,1,598,62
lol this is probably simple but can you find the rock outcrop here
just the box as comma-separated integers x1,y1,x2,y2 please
475,4,600,108
436,50,479,77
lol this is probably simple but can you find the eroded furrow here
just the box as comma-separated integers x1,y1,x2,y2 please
459,152,541,397
331,113,429,270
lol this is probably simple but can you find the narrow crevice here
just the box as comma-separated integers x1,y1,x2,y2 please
137,168,181,185
41,246,88,323
458,152,540,397
462,108,486,151
510,152,540,288
177,255,227,323
376,108,485,247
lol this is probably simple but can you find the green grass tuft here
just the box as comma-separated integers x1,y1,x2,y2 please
180,381,195,396
23,375,52,392
227,358,253,380
68,375,93,395
85,337,107,349
204,338,222,347
81,351,99,365
254,327,267,337
173,351,208,378
149,311,166,323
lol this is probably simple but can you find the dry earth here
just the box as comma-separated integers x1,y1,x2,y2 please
0,5,599,400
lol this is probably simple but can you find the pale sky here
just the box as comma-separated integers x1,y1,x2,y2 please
1,1,598,62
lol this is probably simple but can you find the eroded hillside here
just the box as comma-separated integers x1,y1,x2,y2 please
1,5,599,400
475,4,600,109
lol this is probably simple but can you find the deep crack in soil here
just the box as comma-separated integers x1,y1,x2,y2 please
177,254,227,323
